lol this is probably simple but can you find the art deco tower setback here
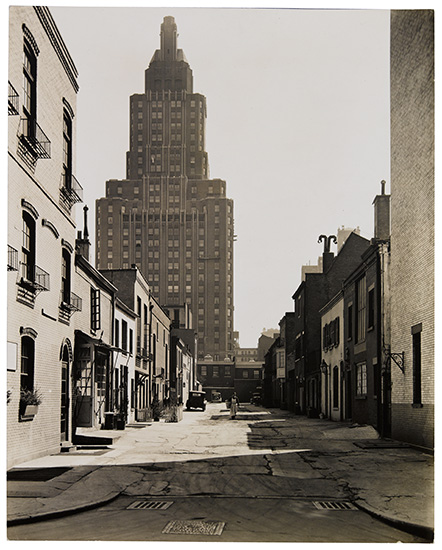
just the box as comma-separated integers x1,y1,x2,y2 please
96,16,235,360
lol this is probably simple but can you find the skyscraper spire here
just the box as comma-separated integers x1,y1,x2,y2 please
146,15,192,93
160,16,177,61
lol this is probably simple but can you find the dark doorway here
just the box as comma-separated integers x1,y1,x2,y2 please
60,346,69,441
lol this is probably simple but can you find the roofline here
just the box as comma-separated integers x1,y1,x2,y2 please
319,289,344,315
116,297,137,319
34,7,79,93
75,253,118,294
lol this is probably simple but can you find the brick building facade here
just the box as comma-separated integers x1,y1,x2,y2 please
7,7,81,467
291,231,371,417
389,10,434,449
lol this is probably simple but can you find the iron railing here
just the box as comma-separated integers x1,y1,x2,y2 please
60,290,82,312
7,245,19,271
19,262,50,292
18,117,51,159
8,82,19,116
59,173,83,210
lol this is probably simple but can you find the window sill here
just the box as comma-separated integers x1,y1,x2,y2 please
19,414,36,422
367,326,374,332
412,403,423,408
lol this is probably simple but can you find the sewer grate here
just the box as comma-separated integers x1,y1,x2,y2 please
162,520,226,536
127,500,174,510
313,501,357,511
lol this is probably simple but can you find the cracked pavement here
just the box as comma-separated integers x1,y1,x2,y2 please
7,403,433,541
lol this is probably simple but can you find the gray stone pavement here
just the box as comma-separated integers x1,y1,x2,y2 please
7,404,434,541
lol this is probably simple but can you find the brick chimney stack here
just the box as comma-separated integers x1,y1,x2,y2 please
373,180,391,241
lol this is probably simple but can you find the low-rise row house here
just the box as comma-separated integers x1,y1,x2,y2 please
73,233,117,432
320,291,346,421
99,266,172,420
340,184,391,436
113,297,137,426
291,229,370,417
263,337,281,408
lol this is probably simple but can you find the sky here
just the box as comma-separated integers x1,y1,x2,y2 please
7,2,393,348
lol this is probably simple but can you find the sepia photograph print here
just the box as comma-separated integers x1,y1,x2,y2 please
5,1,434,544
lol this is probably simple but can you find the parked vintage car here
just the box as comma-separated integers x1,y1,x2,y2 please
250,392,262,405
211,391,222,402
186,391,207,411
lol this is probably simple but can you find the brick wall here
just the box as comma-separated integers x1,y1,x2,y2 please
390,10,434,449
7,7,79,468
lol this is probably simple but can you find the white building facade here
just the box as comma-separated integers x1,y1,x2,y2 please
7,7,81,467
320,292,345,421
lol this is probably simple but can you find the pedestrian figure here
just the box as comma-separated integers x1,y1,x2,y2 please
230,392,239,419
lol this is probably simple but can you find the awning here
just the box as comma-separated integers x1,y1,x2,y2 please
74,329,112,350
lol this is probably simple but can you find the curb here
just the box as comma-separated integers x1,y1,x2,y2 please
353,499,434,542
7,491,122,527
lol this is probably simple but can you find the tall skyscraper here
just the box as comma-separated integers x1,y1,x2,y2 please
96,16,235,360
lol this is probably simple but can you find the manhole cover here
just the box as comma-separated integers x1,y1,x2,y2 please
127,500,173,510
313,501,357,511
162,520,225,536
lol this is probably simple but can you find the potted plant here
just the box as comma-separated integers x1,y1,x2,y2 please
20,387,42,419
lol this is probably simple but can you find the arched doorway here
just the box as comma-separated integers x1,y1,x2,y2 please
60,345,70,442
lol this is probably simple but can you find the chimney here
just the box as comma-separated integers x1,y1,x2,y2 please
322,251,334,273
318,234,336,273
75,205,91,261
373,180,391,240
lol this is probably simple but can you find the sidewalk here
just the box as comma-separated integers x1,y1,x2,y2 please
7,406,434,541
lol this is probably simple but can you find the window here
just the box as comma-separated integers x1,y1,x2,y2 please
129,329,133,354
201,365,207,376
295,333,303,361
122,320,128,351
115,319,120,348
412,325,422,405
356,363,367,396
356,276,366,342
254,370,260,379
20,336,35,392
225,366,231,377
347,304,353,341
333,366,339,408
61,248,71,304
242,370,249,378
90,288,101,331
22,211,35,282
62,110,72,189
323,318,340,350
368,287,375,330
23,39,37,141
213,366,219,377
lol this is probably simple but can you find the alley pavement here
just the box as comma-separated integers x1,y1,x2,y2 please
7,404,434,541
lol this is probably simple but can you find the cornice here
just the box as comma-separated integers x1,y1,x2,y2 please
34,6,79,93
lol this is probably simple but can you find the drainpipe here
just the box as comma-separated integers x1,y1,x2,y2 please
148,300,154,405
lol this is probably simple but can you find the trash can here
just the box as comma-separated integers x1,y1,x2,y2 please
104,412,117,430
